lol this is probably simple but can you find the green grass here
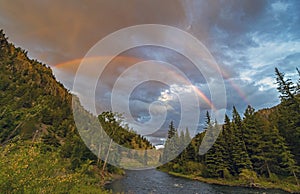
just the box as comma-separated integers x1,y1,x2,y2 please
162,170,300,193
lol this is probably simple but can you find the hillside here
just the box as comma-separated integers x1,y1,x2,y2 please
0,30,72,144
0,30,152,193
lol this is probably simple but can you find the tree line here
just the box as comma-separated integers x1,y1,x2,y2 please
160,67,300,189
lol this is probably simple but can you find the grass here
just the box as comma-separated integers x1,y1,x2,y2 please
160,170,300,193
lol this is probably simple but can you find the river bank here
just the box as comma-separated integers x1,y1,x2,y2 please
160,170,299,194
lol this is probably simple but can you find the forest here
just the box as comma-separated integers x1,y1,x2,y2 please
159,67,300,192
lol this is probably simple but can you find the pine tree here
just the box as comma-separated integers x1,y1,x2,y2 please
183,134,199,162
162,121,179,163
221,114,234,174
275,68,300,164
179,130,185,151
230,124,252,174
184,127,191,146
232,106,245,139
178,127,192,163
258,126,297,178
199,111,215,155
231,107,252,174
168,121,176,139
204,121,229,178
275,67,296,101
242,106,266,174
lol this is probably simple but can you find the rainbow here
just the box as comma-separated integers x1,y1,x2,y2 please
54,56,248,110
54,55,142,75
217,67,249,105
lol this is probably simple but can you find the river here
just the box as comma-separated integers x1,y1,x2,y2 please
105,169,289,194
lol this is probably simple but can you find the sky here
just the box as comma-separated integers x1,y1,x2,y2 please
0,0,299,138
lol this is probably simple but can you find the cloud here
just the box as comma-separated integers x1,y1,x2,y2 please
1,0,299,136
271,1,289,12
255,77,277,91
0,0,186,65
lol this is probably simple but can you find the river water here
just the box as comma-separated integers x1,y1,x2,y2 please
105,169,289,194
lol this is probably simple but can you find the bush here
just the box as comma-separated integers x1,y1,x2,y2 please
223,168,233,179
268,172,279,183
0,140,104,193
239,169,258,185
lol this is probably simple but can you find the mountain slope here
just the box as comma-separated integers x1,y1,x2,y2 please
0,29,153,192
0,29,110,193
0,29,72,144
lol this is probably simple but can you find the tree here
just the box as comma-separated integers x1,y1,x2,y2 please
179,129,185,152
167,121,176,139
230,123,252,174
242,106,265,174
275,67,296,101
275,68,300,164
184,127,191,146
162,121,179,163
204,120,229,178
259,126,297,178
199,111,216,155
230,107,252,174
205,111,211,126
232,106,245,139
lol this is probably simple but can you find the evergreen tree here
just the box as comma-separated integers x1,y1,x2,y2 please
258,126,297,177
275,68,300,164
232,106,245,140
199,111,216,155
184,127,191,146
231,108,252,174
275,67,296,100
182,134,199,162
206,111,211,125
242,106,265,173
230,123,252,174
179,130,185,152
167,121,176,139
204,120,229,178
221,114,235,174
162,121,179,163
